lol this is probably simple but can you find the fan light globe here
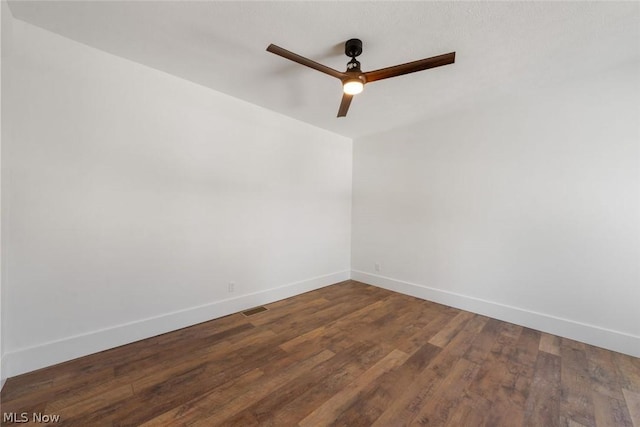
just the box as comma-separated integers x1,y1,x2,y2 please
343,79,364,95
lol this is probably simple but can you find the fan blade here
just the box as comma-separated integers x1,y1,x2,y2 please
267,44,345,79
364,52,455,83
337,93,353,117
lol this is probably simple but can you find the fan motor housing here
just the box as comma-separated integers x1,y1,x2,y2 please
345,38,363,58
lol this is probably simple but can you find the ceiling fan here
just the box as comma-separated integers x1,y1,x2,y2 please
266,39,455,117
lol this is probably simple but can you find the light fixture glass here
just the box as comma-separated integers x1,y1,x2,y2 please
343,79,364,95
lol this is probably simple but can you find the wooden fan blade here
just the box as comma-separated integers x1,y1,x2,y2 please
337,93,353,117
364,52,455,83
267,44,346,79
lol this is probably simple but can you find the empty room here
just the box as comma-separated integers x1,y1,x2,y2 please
1,1,639,426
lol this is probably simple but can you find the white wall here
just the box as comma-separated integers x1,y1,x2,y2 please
1,17,352,378
352,60,640,357
0,0,7,389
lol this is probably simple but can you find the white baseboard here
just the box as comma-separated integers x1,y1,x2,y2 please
3,270,350,379
352,270,640,358
1,354,6,391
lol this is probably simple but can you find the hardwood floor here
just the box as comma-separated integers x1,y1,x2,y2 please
1,280,639,426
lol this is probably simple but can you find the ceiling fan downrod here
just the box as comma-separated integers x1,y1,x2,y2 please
345,38,362,72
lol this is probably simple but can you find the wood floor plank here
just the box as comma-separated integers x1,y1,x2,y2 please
113,321,257,378
465,355,525,424
264,342,396,426
43,374,128,414
298,348,409,427
371,314,488,427
513,327,542,367
524,351,561,427
410,357,481,426
592,393,633,427
560,338,597,427
219,340,385,427
458,323,539,427
540,332,562,356
331,343,442,426
1,280,638,427
616,353,640,393
139,368,265,427
0,366,115,416
130,329,278,392
248,297,331,327
45,383,134,420
147,349,336,426
278,297,391,356
396,309,458,355
68,345,288,426
444,403,486,426
562,418,590,427
463,317,503,364
622,388,640,427
428,310,474,348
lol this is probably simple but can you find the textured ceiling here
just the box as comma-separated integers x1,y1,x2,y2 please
7,1,640,139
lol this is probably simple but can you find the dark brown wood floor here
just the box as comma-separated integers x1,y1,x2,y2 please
1,280,639,426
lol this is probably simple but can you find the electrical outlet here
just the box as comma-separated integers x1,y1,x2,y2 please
374,262,381,272
228,282,235,293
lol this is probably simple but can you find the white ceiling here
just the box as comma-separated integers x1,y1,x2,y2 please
7,1,640,139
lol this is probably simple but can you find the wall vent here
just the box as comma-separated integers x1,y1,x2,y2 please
242,306,268,316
